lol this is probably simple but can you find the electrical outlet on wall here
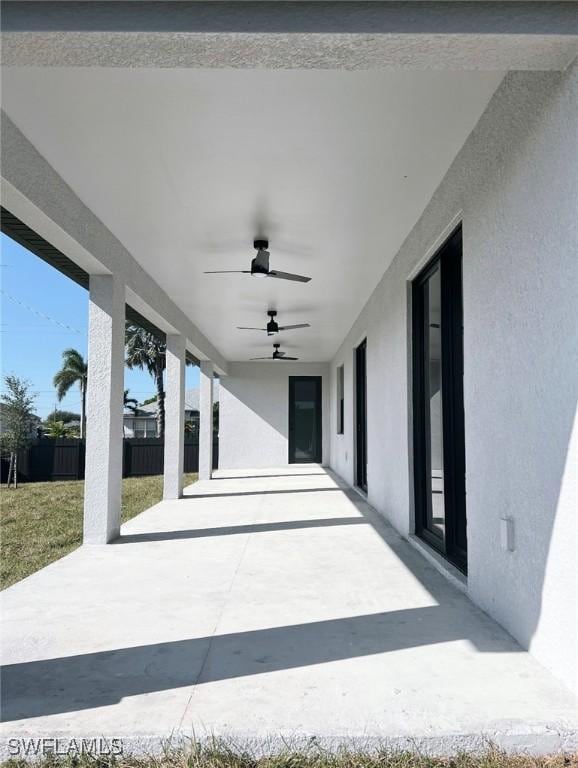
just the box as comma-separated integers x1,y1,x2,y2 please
345,451,348,461
500,517,515,552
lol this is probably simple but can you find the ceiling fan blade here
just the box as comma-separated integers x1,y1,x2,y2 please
204,270,251,274
278,323,311,331
237,327,268,331
267,270,311,283
250,357,272,360
277,356,299,360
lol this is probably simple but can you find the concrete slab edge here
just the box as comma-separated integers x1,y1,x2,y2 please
2,728,578,760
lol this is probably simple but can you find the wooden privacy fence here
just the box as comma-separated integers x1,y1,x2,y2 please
0,437,218,484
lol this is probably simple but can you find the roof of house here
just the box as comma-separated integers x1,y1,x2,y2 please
136,384,218,416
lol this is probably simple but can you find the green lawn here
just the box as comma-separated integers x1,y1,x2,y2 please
0,473,197,590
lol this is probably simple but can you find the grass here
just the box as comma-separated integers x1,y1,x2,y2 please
0,472,197,590
1,743,577,768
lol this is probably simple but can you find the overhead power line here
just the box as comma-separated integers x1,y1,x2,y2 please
1,289,83,335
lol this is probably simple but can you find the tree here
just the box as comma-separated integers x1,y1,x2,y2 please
124,389,139,414
1,375,36,489
46,409,81,424
184,418,198,435
44,420,74,439
53,349,88,439
125,324,166,438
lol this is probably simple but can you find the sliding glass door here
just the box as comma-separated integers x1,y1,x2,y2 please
412,226,466,572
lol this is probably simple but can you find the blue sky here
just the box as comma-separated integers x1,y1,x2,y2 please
1,233,200,419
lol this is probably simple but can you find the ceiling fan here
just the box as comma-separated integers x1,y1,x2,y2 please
250,343,299,361
204,239,311,283
238,310,310,336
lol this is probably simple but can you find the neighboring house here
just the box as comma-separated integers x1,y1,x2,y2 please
122,410,158,439
123,386,218,437
0,404,41,437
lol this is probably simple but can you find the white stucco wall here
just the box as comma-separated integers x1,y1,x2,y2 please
219,362,330,469
328,65,578,693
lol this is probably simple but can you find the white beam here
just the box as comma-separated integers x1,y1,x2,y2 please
163,333,186,500
83,274,125,545
2,2,577,71
199,361,214,481
0,112,228,376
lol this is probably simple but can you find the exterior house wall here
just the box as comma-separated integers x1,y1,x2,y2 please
328,65,578,693
123,416,158,438
219,362,330,469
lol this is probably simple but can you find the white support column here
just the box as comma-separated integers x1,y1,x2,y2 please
199,360,214,481
83,274,125,544
163,333,186,500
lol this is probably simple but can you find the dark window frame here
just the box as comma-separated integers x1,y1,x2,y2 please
336,364,344,435
355,338,368,493
412,225,467,573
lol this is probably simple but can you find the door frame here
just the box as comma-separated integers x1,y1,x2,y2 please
355,338,368,492
288,375,323,464
412,224,467,573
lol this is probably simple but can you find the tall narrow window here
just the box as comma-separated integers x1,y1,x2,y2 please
337,365,344,434
412,226,466,572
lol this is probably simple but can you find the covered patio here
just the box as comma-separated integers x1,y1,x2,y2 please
1,0,577,754
2,467,577,754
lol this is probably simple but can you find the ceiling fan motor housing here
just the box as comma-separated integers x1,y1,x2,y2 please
266,310,279,335
251,239,270,276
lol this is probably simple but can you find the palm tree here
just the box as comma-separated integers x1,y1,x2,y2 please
44,420,72,439
53,348,88,439
123,389,139,414
125,324,166,437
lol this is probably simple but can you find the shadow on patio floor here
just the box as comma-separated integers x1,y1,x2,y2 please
1,604,519,722
115,516,367,543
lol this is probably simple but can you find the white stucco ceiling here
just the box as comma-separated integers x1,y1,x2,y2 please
2,67,503,361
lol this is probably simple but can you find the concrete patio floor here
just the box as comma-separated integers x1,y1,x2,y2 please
1,467,577,755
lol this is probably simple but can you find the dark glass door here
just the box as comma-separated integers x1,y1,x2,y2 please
412,226,466,572
355,339,368,492
289,376,322,463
